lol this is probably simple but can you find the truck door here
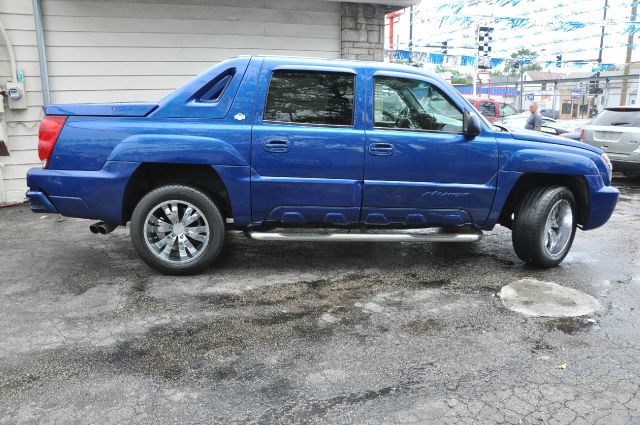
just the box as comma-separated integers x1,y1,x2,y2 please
250,63,366,226
362,71,498,227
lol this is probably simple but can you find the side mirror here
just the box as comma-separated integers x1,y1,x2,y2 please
463,111,481,138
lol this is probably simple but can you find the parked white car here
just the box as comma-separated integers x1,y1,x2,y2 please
494,112,567,136
581,107,640,176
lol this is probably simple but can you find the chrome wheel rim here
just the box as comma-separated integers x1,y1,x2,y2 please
543,199,573,258
143,200,210,265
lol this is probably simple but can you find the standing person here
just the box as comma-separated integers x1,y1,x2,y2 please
525,102,543,131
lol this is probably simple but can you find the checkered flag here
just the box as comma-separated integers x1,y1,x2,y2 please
477,26,493,69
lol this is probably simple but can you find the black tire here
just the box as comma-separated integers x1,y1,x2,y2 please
130,185,225,275
512,185,577,268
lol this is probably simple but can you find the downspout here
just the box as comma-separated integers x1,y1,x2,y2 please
32,0,50,105
0,163,5,204
0,17,14,204
0,18,17,82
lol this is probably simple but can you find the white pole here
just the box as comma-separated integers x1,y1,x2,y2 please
473,69,477,97
473,24,478,97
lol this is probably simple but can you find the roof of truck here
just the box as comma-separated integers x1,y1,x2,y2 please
247,55,444,80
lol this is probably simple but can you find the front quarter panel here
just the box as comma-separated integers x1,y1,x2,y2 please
502,147,600,175
483,132,618,230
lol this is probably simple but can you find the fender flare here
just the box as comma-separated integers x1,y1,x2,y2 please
502,149,600,175
107,134,248,166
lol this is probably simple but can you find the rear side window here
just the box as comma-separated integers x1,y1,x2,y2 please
196,68,236,102
477,101,496,118
264,70,355,126
592,109,640,127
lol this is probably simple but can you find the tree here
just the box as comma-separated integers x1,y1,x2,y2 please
435,66,472,85
507,48,542,76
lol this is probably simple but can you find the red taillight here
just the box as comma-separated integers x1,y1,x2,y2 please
580,127,585,141
38,115,67,168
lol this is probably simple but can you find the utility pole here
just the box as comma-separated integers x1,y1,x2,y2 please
520,62,525,111
408,6,413,52
621,2,637,105
594,0,608,109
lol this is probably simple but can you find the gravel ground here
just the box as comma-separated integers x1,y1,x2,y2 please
0,175,639,424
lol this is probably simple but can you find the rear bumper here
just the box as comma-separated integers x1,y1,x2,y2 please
26,161,139,224
611,160,640,172
582,174,619,230
608,151,640,172
25,191,58,213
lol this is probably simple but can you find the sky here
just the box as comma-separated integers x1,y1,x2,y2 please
387,0,637,71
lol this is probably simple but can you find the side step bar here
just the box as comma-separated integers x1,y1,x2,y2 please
248,229,482,243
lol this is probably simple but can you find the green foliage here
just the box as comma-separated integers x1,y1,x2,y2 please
451,75,472,84
436,66,472,85
507,48,543,76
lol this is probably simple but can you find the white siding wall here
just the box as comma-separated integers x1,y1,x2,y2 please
0,0,341,203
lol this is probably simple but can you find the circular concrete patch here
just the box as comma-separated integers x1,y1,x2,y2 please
499,278,600,317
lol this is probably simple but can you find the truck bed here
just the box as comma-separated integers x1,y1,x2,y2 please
43,102,158,117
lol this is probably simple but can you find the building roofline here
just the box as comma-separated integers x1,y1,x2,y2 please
322,0,418,12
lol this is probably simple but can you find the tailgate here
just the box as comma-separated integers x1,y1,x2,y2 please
585,125,640,154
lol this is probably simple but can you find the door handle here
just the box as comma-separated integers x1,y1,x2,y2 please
264,140,290,153
368,142,394,156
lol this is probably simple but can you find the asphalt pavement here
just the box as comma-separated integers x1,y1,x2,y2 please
1,176,639,424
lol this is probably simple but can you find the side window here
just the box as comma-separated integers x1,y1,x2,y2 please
264,70,355,126
196,68,236,102
374,76,463,133
477,101,497,118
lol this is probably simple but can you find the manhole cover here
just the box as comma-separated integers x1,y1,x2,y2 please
499,278,600,317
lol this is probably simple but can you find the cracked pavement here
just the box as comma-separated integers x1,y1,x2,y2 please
1,175,639,424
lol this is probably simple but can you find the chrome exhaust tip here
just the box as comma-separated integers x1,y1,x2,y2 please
90,221,118,235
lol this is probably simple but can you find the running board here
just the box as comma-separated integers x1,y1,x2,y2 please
247,229,483,243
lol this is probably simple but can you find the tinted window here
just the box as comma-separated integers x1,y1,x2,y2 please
374,76,463,133
477,101,496,118
264,71,354,126
591,109,640,127
197,68,235,102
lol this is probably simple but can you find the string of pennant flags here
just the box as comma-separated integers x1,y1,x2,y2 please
401,0,640,59
434,0,636,16
383,49,619,72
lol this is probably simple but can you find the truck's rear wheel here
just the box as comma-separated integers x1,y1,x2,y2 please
512,186,577,268
130,185,225,275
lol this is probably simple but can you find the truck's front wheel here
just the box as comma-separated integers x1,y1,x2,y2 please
512,186,577,268
130,185,225,275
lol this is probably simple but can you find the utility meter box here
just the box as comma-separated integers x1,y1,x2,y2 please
6,81,27,110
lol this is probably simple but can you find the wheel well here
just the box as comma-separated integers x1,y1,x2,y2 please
499,173,589,229
122,163,231,223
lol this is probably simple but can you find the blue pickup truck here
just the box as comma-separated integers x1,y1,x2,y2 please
27,56,618,274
